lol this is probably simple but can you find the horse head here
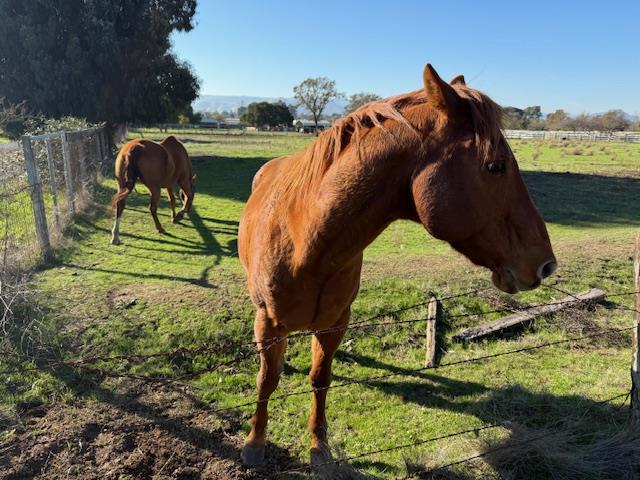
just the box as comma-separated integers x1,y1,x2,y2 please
411,65,556,293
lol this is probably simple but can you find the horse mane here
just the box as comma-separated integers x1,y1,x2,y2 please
277,84,503,200
452,84,504,159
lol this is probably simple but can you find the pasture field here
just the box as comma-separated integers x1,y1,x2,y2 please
2,129,640,478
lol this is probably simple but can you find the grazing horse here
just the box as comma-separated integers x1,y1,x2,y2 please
237,64,557,467
110,136,195,245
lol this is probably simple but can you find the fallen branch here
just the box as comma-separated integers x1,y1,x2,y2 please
453,288,606,342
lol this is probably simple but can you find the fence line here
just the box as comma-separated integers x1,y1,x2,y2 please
1,294,636,391
0,126,111,268
504,129,640,142
208,324,635,415
2,287,637,382
1,283,637,475
272,391,631,478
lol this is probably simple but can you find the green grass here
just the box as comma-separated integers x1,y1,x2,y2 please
2,131,640,478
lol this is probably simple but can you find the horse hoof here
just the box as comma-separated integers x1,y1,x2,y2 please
158,229,166,234
240,444,265,467
310,443,334,468
173,212,184,223
110,238,121,246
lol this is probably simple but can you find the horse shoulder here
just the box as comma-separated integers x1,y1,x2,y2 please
251,155,289,193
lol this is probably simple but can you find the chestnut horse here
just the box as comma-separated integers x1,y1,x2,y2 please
237,64,557,466
110,136,195,245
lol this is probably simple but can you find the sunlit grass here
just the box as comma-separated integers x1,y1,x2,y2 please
2,130,639,478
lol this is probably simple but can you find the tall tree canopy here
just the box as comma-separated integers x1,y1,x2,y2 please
0,0,199,124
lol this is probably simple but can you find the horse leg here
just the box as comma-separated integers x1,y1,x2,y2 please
110,191,127,245
241,311,288,467
309,309,349,467
167,187,177,223
148,186,165,234
176,180,194,221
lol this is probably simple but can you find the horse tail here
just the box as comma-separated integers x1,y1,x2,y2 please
111,143,144,208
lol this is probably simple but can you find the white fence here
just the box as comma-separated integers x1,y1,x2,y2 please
504,129,640,142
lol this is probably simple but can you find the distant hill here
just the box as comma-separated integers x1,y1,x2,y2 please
193,95,347,116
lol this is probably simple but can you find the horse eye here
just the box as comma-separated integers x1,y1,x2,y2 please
485,162,506,175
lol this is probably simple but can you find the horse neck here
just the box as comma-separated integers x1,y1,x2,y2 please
293,146,416,267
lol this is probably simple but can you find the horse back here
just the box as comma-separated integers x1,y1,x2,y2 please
161,135,192,184
115,138,171,188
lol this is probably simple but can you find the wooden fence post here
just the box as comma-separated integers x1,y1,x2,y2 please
631,234,640,430
76,134,88,191
94,128,103,173
44,137,61,232
61,132,75,216
425,295,439,368
21,136,51,257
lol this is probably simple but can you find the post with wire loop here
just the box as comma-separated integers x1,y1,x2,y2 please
21,135,51,258
631,233,640,430
424,295,439,368
61,131,75,216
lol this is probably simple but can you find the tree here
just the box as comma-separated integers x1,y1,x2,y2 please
0,0,199,125
345,92,381,114
241,101,293,129
237,105,248,119
545,109,571,130
503,107,527,129
293,77,341,134
0,97,28,138
503,105,543,129
594,110,630,132
569,113,596,131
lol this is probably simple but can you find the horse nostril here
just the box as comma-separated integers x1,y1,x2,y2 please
539,260,558,279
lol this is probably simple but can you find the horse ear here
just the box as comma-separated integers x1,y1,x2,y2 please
423,64,463,114
450,74,466,86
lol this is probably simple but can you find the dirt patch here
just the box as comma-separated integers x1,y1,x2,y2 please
0,384,306,480
107,281,248,315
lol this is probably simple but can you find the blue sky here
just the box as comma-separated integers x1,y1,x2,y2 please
171,0,640,114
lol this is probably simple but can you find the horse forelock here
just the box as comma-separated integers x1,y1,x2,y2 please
453,85,505,160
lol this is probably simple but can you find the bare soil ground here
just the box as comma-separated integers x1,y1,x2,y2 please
0,383,306,480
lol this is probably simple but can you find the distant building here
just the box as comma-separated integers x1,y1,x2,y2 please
221,117,243,129
199,117,220,128
293,119,331,133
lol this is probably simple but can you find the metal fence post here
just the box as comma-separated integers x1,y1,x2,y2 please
21,136,51,257
631,234,640,430
44,137,61,232
61,132,75,216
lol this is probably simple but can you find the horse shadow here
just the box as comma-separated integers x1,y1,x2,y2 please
332,350,636,479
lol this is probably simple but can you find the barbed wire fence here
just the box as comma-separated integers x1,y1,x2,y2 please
1,284,639,477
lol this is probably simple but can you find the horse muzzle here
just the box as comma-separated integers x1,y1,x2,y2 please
492,259,557,294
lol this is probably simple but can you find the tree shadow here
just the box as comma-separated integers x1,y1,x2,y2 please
522,171,640,227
